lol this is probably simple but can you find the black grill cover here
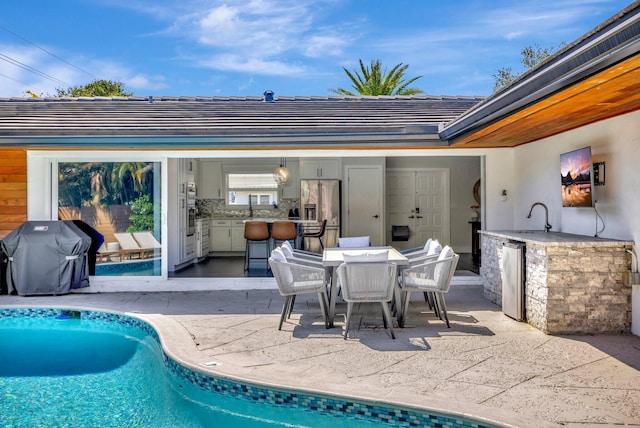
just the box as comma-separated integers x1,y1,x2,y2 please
1,221,91,296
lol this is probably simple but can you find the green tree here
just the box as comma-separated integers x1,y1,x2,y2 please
127,194,156,232
331,59,424,96
54,79,132,97
492,44,564,92
58,162,154,208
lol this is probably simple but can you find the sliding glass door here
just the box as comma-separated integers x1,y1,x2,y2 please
57,161,162,276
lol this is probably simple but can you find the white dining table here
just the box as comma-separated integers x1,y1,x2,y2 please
322,246,409,328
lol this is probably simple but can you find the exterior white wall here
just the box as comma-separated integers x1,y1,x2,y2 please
482,149,516,231
509,110,640,248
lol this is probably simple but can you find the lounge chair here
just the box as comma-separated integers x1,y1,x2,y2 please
132,231,162,258
97,242,121,262
114,233,145,260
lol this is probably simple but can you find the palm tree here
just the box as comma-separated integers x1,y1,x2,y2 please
331,59,424,96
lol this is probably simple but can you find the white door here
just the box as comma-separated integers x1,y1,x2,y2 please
345,166,384,245
386,169,450,250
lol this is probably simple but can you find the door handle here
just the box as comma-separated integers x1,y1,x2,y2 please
408,215,415,219
372,214,379,218
416,216,423,219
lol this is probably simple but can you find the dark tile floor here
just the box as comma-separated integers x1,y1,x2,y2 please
170,253,480,278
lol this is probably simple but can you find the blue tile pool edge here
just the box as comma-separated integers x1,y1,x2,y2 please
0,307,503,428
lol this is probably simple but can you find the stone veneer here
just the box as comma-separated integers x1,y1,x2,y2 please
480,231,634,334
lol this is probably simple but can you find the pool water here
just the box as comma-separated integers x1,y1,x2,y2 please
95,259,161,276
0,310,499,428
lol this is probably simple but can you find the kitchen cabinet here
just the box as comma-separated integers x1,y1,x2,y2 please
168,159,197,271
299,158,341,179
231,220,246,251
196,218,210,259
210,220,231,251
199,161,223,199
210,219,246,253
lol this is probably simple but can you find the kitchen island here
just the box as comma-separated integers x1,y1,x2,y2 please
480,230,634,334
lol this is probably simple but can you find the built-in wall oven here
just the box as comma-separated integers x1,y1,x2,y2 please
186,182,196,237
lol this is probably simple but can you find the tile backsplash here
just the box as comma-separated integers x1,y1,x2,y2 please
197,198,299,218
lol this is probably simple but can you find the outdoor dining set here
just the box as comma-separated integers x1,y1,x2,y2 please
268,236,459,340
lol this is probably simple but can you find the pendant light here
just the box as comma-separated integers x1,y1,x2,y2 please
273,157,291,187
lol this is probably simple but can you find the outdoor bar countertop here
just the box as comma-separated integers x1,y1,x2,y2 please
480,230,635,246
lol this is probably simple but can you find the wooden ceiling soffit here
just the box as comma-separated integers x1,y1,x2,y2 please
450,55,640,148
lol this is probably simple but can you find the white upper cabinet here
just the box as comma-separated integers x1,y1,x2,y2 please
299,158,341,179
198,161,223,199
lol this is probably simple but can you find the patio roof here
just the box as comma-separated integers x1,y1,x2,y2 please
0,95,482,149
441,2,640,148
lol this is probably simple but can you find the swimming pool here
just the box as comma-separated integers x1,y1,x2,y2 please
95,258,161,276
0,308,500,427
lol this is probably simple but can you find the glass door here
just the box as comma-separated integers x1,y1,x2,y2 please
57,161,162,276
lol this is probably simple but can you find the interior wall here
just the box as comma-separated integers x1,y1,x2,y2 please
511,110,640,247
386,156,480,252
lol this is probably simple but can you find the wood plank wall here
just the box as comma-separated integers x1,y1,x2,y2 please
0,149,27,239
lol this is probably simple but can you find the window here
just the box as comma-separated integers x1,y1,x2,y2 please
227,173,278,206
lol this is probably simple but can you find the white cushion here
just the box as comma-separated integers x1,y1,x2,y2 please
282,241,294,252
438,245,454,260
422,238,433,251
279,244,294,258
427,240,442,256
338,236,370,247
343,250,388,263
270,247,287,262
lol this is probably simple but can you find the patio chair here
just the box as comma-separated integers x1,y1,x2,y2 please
400,238,442,260
336,258,398,340
336,236,371,248
397,245,459,328
300,219,327,251
269,248,329,330
398,239,442,310
281,241,322,261
279,241,323,267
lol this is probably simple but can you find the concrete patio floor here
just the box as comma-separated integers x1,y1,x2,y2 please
1,279,639,427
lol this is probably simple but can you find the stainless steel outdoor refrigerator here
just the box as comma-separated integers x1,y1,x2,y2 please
300,179,341,250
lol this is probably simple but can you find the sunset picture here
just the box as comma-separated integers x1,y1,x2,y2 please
560,147,593,207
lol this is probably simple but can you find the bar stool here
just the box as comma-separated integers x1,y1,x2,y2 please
244,221,270,271
271,221,298,250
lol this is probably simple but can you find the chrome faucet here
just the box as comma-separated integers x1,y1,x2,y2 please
526,202,552,232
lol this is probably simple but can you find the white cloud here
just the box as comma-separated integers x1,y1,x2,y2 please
303,34,346,58
199,54,306,76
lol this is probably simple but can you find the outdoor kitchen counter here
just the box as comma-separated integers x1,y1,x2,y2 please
479,230,634,334
480,230,634,246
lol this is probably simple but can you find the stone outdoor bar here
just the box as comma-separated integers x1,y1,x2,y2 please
480,230,634,334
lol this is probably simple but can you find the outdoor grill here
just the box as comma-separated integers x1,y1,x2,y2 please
1,221,92,296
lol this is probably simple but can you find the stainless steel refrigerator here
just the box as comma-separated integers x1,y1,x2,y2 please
300,179,341,251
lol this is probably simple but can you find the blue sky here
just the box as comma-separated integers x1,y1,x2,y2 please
0,0,633,98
